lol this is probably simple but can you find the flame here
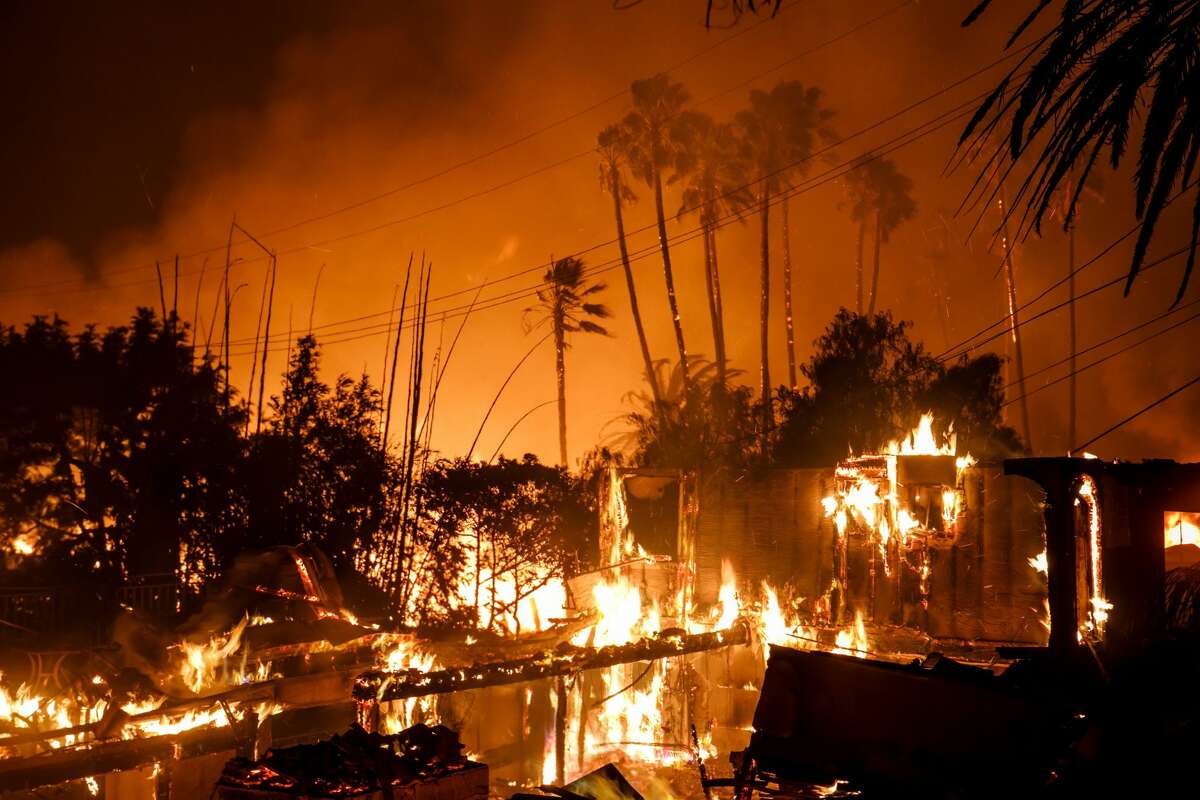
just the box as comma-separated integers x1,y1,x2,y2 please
178,617,250,694
1028,549,1048,576
1076,476,1110,640
11,531,38,556
889,413,956,456
1165,511,1200,547
715,560,740,629
832,611,869,658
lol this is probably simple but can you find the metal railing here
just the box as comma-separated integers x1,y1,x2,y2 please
0,578,206,644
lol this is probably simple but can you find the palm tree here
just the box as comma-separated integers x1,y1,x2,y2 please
961,0,1200,304
864,159,917,315
598,124,663,406
525,257,611,466
671,111,753,388
621,74,693,394
736,81,835,445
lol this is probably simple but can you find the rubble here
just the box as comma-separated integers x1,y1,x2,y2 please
217,723,487,799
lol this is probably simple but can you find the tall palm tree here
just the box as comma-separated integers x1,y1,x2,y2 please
621,74,693,394
525,257,611,466
863,159,917,315
737,81,835,445
671,111,753,388
598,124,663,406
961,0,1200,304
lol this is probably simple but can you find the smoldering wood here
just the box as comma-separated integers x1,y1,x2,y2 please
353,624,750,705
0,713,253,793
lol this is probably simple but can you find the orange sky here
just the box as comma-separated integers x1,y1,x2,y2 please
1,0,1197,465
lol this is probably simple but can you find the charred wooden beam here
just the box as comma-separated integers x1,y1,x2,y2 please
0,714,254,793
353,623,750,705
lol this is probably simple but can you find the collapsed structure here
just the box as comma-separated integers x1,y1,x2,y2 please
4,415,1200,797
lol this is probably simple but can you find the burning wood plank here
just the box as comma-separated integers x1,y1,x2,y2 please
353,623,750,706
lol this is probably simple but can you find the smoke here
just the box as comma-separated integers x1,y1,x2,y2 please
0,0,1196,463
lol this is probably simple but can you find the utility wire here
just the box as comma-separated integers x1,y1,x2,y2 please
4,2,945,299
1073,375,1200,453
1004,297,1200,391
1001,307,1200,407
0,0,910,297
935,181,1199,363
221,91,984,356
936,245,1194,364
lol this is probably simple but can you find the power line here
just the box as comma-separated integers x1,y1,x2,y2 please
211,68,1005,351
1073,374,1200,453
937,244,1194,364
221,87,984,357
2,0,907,297
1004,296,1200,391
935,180,1200,363
1001,306,1200,408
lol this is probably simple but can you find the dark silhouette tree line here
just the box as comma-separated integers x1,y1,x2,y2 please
0,310,595,633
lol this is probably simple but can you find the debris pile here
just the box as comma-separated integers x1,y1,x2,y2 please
217,723,486,798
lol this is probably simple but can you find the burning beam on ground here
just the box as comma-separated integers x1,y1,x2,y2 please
353,622,750,709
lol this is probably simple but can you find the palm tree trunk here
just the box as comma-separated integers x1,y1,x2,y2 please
553,296,568,467
855,217,866,315
782,196,797,389
613,173,663,406
710,226,728,381
701,222,726,388
999,188,1034,451
1067,220,1077,453
653,170,691,394
759,187,772,449
868,207,883,315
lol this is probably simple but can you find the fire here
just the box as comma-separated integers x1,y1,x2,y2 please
715,560,740,630
1165,511,1200,547
1076,476,1110,640
11,531,38,556
832,611,869,658
1028,549,1048,576
178,617,250,694
889,412,956,456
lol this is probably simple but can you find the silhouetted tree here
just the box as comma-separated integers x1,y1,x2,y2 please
614,357,759,472
525,257,611,466
418,455,593,632
737,81,835,441
773,309,1021,466
621,74,694,392
599,123,663,405
842,157,917,315
672,111,753,388
240,335,394,573
0,310,244,591
961,0,1200,303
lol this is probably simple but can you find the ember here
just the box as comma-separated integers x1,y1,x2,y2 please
217,723,487,798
